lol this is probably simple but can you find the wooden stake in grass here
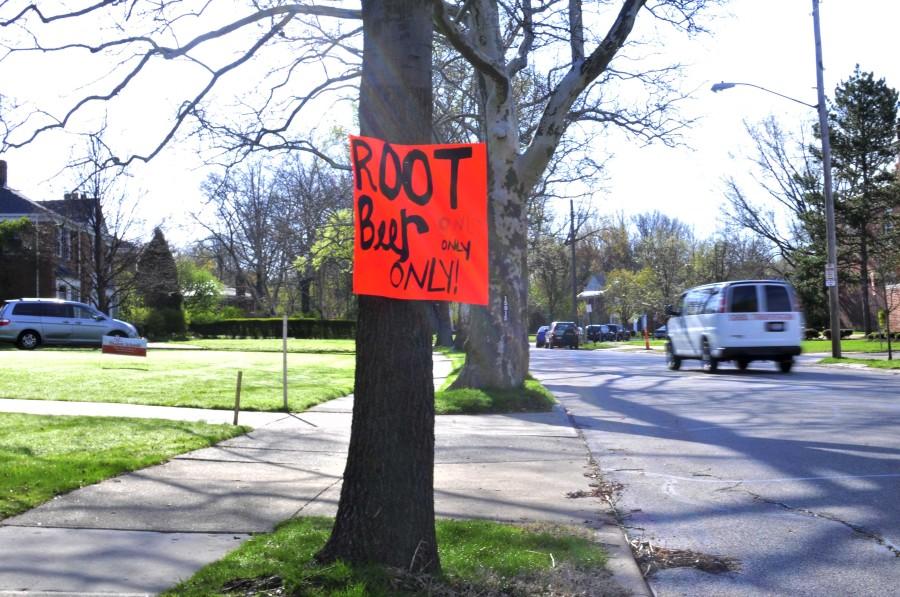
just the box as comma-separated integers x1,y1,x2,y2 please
283,314,289,412
233,370,243,426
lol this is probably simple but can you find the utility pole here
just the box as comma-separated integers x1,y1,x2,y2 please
812,0,841,358
570,199,577,325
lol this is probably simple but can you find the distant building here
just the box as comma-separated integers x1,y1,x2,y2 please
0,160,101,304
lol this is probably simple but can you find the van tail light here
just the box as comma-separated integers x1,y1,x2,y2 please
717,293,727,313
0,319,9,327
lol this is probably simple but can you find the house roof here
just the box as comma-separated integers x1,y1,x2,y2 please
0,186,50,217
39,198,97,225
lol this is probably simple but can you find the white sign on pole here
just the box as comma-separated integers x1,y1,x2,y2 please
825,263,836,287
585,303,592,313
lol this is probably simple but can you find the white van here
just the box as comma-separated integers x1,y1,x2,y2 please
664,280,804,373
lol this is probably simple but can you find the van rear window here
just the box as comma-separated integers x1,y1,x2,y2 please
764,285,791,312
730,286,758,313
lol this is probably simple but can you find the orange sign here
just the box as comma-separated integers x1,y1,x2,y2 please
351,135,488,305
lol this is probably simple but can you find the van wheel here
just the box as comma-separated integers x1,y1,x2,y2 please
17,330,41,350
701,339,719,373
778,359,793,373
736,359,749,371
666,342,681,371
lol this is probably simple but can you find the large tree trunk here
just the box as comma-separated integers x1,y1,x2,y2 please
452,157,529,388
860,237,872,334
432,302,454,347
450,3,529,389
316,0,439,573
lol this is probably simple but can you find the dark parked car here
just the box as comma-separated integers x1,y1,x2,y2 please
585,324,604,342
653,325,667,339
548,321,579,349
535,325,549,348
603,323,628,341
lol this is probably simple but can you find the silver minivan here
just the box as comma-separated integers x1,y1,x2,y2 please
664,280,804,373
0,298,139,349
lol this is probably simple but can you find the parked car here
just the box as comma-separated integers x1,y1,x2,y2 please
664,280,804,373
585,324,604,342
603,323,628,341
535,325,549,348
653,325,667,339
0,298,139,350
547,321,579,349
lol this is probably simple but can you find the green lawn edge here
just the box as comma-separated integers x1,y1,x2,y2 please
164,517,612,597
818,356,900,369
434,348,556,415
0,413,248,519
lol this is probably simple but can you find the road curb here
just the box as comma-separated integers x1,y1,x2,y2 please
559,405,654,597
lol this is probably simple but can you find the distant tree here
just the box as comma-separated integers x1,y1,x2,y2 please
176,256,223,322
691,232,775,284
633,212,694,306
604,267,660,326
828,66,900,333
67,129,144,314
295,208,355,319
722,117,833,327
136,228,185,338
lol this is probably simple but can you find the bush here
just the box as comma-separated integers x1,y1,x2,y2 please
805,328,820,340
142,307,187,340
189,317,356,339
867,331,900,341
822,328,854,340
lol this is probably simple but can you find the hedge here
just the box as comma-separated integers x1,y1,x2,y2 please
822,328,854,340
189,317,356,339
805,328,820,340
866,331,900,341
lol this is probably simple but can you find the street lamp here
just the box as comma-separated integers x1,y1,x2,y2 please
710,0,841,359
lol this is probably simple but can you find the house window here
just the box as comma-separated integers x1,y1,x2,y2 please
70,231,80,264
58,227,74,261
57,284,67,300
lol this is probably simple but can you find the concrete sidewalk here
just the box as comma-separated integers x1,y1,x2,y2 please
0,355,648,596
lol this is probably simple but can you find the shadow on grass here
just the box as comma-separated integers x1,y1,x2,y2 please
165,517,620,597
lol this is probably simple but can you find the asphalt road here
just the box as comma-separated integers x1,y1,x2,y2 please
531,347,900,597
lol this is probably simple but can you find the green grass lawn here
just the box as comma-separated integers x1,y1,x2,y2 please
434,350,556,414
803,338,898,353
0,349,355,411
819,356,900,369
165,517,612,596
168,338,356,353
0,412,247,519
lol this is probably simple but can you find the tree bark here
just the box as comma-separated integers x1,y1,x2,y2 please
448,0,529,390
433,302,454,347
316,0,439,573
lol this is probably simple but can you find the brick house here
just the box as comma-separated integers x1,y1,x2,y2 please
0,160,100,304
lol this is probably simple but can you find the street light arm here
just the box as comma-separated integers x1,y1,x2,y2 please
710,81,818,109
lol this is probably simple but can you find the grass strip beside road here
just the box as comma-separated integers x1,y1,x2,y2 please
819,357,900,369
0,350,354,412
0,412,247,520
165,517,612,596
167,338,356,353
803,338,898,353
434,349,556,414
